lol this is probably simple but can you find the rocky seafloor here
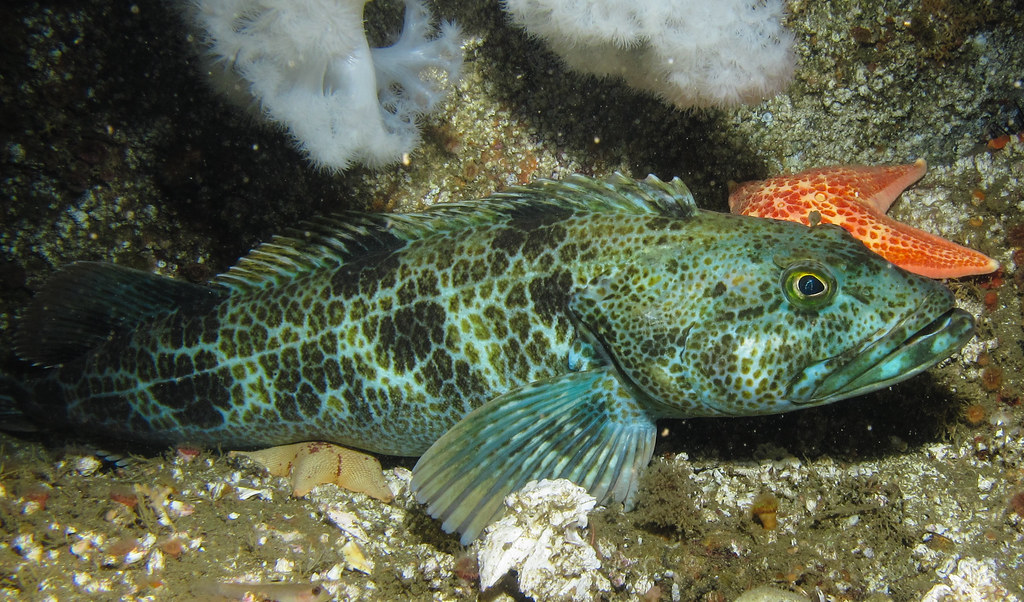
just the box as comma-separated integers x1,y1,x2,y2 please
1,0,1023,600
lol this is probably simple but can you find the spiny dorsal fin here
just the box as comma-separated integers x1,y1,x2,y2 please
15,262,224,367
491,172,696,217
215,173,695,294
212,213,430,294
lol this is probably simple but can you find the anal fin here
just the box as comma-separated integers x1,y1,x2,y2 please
411,367,656,544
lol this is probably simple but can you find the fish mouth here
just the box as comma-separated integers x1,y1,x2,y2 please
791,292,975,404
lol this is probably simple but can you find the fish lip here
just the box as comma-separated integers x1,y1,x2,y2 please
792,292,975,403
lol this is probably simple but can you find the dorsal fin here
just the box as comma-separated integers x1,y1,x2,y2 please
212,213,416,294
215,173,695,294
490,172,696,217
15,262,224,367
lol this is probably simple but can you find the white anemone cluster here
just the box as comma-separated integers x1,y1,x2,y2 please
188,0,462,170
503,0,796,109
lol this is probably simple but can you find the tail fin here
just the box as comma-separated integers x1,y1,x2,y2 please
0,374,40,433
5,261,225,434
14,261,224,367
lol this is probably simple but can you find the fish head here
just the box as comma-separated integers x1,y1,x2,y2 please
569,217,975,418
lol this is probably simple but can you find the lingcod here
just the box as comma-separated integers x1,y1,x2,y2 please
11,173,974,543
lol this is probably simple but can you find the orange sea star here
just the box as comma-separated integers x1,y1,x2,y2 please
728,159,999,279
231,442,394,501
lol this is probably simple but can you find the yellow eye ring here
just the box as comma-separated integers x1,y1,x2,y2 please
781,262,836,310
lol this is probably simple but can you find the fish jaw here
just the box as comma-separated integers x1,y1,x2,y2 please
787,289,975,404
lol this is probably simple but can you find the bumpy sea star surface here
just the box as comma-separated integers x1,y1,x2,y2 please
728,160,999,278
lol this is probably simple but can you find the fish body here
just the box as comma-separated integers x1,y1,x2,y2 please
728,160,999,278
14,174,974,542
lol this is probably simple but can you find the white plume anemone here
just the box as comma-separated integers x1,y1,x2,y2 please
503,0,796,109
188,0,463,170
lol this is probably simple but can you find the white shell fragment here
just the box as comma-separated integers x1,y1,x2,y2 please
341,540,373,574
74,455,103,476
323,507,369,541
921,557,1020,602
734,585,811,601
477,479,610,600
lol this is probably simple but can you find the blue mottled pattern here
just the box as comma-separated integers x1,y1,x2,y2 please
17,174,972,534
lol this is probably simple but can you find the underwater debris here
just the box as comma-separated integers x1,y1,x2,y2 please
193,580,330,601
920,556,1019,601
734,585,811,602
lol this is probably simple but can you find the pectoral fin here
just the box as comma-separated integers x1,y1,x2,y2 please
410,367,656,544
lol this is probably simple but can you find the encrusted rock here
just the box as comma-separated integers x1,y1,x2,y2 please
477,479,610,601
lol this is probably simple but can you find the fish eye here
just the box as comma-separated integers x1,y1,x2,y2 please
781,262,836,310
797,274,825,296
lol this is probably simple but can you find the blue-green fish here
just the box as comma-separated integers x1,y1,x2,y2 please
12,174,973,543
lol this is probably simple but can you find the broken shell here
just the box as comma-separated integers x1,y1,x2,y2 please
146,548,165,574
75,456,103,476
324,507,369,541
235,486,273,501
168,500,194,517
342,540,373,574
206,481,227,500
274,558,295,573
70,539,95,560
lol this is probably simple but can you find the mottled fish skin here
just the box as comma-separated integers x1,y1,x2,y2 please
19,176,681,452
38,210,594,453
23,175,967,447
15,174,974,541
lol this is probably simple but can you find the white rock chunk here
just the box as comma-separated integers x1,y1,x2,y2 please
921,557,1019,602
477,479,610,601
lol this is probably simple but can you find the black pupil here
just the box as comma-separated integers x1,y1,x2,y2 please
798,274,825,296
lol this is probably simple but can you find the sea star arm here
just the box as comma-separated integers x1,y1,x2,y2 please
729,161,999,279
